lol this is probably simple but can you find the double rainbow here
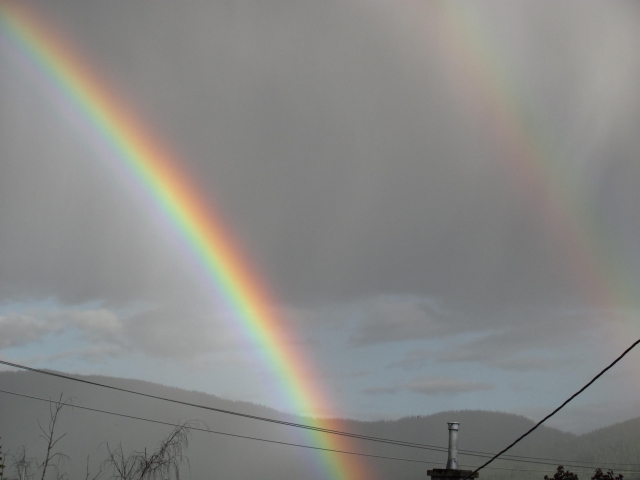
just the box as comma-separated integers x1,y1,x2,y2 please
0,2,371,479
5,1,630,478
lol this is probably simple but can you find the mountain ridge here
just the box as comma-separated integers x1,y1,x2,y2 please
0,370,637,480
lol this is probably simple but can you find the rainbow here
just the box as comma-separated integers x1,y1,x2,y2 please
0,2,371,479
4,1,630,478
402,1,631,315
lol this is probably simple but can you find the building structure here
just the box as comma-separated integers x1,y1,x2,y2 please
427,422,478,480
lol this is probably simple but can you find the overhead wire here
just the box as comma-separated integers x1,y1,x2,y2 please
0,359,454,451
1,387,639,475
459,450,640,467
1,358,639,471
463,338,640,479
0,387,431,466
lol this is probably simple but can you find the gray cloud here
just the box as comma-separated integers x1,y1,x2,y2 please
349,296,452,346
362,386,397,396
386,306,624,371
1,0,640,429
1,1,639,319
44,344,127,364
391,351,565,373
405,377,494,396
49,309,125,345
484,356,564,373
0,314,53,348
431,309,616,364
0,304,239,364
124,306,232,360
363,376,494,396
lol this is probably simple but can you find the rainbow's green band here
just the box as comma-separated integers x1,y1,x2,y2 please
0,2,370,479
404,2,633,320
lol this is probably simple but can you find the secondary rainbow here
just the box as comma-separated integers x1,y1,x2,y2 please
0,2,372,479
404,2,633,315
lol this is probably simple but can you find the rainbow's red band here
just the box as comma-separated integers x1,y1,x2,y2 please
406,2,625,312
0,2,371,479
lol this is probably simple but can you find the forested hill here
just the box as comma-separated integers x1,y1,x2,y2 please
0,370,637,480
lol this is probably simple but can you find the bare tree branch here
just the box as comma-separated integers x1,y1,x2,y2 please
38,395,70,480
0,439,6,480
85,455,103,480
8,446,36,480
102,421,199,480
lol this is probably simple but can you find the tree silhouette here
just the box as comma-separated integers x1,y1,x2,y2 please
591,468,623,480
545,466,579,480
544,465,625,480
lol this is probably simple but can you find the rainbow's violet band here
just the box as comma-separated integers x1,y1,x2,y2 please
0,2,370,479
415,2,629,315
4,1,631,478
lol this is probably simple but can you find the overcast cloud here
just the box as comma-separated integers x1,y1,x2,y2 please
2,0,640,432
363,376,494,396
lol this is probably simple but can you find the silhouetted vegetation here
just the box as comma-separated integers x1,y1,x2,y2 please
1,438,6,480
545,466,579,480
592,468,624,480
543,465,625,480
2,394,195,480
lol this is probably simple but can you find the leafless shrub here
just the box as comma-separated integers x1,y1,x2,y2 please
7,446,36,480
0,439,6,480
101,421,199,480
37,395,70,480
84,455,102,480
4,395,197,480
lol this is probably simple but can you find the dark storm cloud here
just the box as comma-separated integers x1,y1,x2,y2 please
1,0,640,320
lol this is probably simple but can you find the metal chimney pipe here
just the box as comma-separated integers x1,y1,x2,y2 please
446,422,459,470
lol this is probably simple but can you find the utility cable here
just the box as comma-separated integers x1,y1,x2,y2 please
1,388,639,474
0,359,527,458
1,359,639,470
0,387,492,469
460,450,640,468
0,387,432,465
0,359,451,451
463,338,640,479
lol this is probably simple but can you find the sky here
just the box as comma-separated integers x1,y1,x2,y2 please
1,0,640,435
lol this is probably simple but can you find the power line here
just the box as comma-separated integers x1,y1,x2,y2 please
2,359,639,471
0,387,432,465
460,450,640,468
458,452,637,470
0,359,452,452
0,359,519,459
0,387,496,470
464,338,640,479
1,388,638,475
